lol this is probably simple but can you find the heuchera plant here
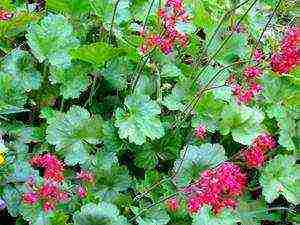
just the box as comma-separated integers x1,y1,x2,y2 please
0,0,298,225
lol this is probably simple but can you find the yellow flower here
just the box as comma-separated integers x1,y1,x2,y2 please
0,153,5,165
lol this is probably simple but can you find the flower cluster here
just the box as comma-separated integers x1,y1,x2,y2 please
0,10,13,21
30,153,65,182
76,170,95,198
194,124,206,140
271,27,300,75
139,0,189,55
23,154,68,212
23,180,69,212
166,197,179,212
243,133,276,168
252,49,263,62
184,162,246,214
230,76,262,104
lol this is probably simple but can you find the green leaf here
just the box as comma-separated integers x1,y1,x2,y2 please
162,86,185,111
73,202,129,225
3,185,22,217
94,165,131,201
90,0,130,27
260,155,299,204
49,62,90,99
0,13,40,38
115,94,164,145
236,196,273,225
71,42,117,68
173,143,226,187
267,105,297,151
26,13,79,68
208,33,247,63
102,57,133,90
134,145,158,170
192,206,236,225
46,0,91,15
45,106,103,165
1,50,42,91
132,206,170,225
0,73,27,114
219,104,265,145
160,63,182,78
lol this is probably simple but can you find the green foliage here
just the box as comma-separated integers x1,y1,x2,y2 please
0,1,298,225
71,42,118,68
132,206,170,225
192,206,236,225
73,202,128,225
1,50,42,91
260,155,299,204
44,106,103,165
115,94,165,145
174,143,227,187
26,13,79,68
49,62,91,99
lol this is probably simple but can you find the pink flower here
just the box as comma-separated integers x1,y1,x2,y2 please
253,133,276,152
22,192,39,205
77,186,87,199
0,10,13,21
76,170,95,183
252,49,263,62
166,198,179,212
30,154,64,182
244,66,262,79
195,125,206,140
271,27,300,75
43,201,55,212
184,162,246,214
244,147,265,168
249,82,262,95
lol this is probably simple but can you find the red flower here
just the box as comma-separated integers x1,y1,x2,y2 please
252,49,263,62
244,66,262,79
271,27,300,75
77,186,87,199
184,162,246,214
0,10,13,21
166,198,179,212
43,201,55,212
76,170,95,183
30,154,64,182
22,192,39,205
195,125,206,140
139,0,189,55
244,147,265,168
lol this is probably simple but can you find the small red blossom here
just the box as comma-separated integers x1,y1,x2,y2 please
244,133,276,168
76,170,95,183
252,49,263,62
166,198,179,212
43,201,55,212
77,186,87,199
195,125,206,140
252,133,276,152
30,154,64,182
244,66,262,79
0,10,13,21
22,192,39,205
139,0,190,55
271,27,300,75
243,147,265,168
184,162,246,214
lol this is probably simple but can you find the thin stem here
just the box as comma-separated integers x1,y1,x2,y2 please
130,193,177,222
108,0,121,44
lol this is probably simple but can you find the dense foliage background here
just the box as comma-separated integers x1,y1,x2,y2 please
0,0,298,224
